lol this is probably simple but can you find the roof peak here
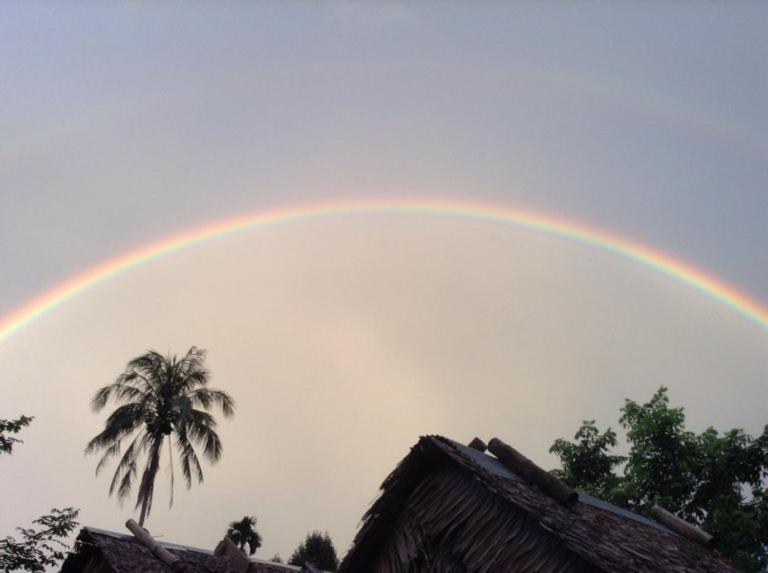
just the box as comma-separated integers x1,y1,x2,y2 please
341,434,738,572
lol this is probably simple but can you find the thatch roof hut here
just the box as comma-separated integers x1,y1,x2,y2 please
340,435,739,573
59,524,326,573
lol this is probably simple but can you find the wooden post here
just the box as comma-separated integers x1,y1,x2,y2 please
651,505,714,547
488,438,578,505
468,437,487,452
126,519,186,572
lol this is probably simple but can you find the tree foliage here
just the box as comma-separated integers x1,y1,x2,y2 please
550,387,768,572
85,347,235,525
0,415,34,455
226,516,262,556
0,508,80,572
550,420,625,499
1,415,79,571
288,531,339,572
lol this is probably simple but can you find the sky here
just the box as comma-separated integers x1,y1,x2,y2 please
1,2,767,566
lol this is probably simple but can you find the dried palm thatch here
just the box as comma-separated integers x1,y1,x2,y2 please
340,436,739,573
59,526,313,573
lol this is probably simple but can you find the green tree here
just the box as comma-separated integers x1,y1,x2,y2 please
618,387,699,515
0,416,79,571
550,387,768,572
226,516,262,556
0,508,79,572
549,420,625,500
0,415,33,455
288,531,339,572
686,426,768,569
85,347,235,525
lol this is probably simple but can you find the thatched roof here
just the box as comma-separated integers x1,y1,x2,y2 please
340,435,740,572
59,527,310,573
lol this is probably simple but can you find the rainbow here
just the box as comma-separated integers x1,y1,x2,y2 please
1,198,767,342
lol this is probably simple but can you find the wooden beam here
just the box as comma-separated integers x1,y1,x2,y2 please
468,437,487,452
651,505,714,547
488,438,578,505
125,519,186,572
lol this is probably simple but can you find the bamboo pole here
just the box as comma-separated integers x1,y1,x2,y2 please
488,438,578,505
468,437,487,452
126,519,186,572
651,505,714,547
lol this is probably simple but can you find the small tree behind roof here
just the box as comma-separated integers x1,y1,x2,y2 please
289,531,339,572
226,515,263,556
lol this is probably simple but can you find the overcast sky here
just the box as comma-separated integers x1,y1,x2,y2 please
1,2,767,565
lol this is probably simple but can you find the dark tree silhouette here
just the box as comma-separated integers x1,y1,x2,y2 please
226,516,262,556
0,508,79,572
289,531,339,572
0,415,33,455
86,347,234,525
0,416,79,571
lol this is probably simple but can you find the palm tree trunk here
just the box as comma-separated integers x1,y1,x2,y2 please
138,439,163,526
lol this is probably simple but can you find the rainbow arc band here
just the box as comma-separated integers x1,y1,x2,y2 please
1,198,767,342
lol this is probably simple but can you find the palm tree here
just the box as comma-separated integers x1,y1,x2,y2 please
85,347,234,526
226,516,262,556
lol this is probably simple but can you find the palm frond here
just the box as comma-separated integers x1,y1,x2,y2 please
115,371,157,396
179,347,206,375
85,403,146,454
108,433,149,498
180,368,210,392
91,385,115,412
175,347,210,393
175,431,204,487
126,351,166,388
180,409,223,462
187,388,235,417
183,409,217,428
91,382,150,411
117,465,137,502
95,441,122,475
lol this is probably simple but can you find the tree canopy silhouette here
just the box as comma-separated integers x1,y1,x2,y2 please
551,387,768,572
289,531,339,572
86,347,234,525
0,416,79,571
0,415,33,455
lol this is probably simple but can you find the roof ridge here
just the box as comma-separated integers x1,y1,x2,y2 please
438,436,676,536
83,526,318,572
428,436,737,571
